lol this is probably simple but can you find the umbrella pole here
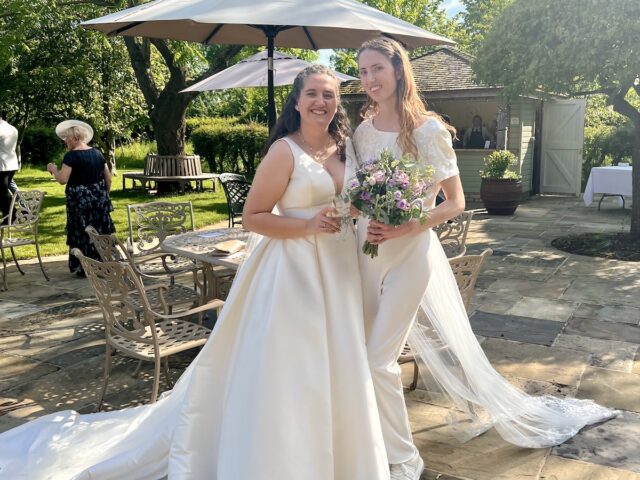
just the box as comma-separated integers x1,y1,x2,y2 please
266,29,276,134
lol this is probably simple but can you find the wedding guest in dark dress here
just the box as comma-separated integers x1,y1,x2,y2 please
47,120,115,276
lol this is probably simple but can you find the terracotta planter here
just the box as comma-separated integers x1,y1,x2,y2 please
480,178,522,215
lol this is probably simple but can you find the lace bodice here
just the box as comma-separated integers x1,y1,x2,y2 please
351,117,459,208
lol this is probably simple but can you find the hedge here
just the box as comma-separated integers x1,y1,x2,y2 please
191,122,268,175
20,126,65,165
185,116,239,140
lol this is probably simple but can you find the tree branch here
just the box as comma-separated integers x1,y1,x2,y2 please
124,37,159,110
570,87,616,96
149,38,184,80
190,45,244,85
610,84,640,125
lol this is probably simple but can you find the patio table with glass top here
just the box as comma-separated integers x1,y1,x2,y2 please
161,228,250,301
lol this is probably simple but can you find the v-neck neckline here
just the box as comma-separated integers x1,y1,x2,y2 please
286,137,346,196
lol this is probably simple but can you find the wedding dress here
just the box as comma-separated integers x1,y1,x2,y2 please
352,117,618,449
0,137,389,480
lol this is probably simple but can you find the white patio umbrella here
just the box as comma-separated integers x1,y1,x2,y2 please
181,50,356,93
82,0,455,130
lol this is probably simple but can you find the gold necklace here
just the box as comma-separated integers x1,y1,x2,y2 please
299,132,334,164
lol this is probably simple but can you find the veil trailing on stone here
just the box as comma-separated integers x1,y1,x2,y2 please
406,230,619,448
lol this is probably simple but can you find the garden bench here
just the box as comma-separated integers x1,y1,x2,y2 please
122,154,218,193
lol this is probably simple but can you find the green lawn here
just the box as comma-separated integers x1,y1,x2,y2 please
10,165,229,260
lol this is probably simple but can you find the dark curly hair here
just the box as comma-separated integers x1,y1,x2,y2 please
264,64,351,161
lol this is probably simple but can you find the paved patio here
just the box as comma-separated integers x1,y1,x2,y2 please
0,195,638,479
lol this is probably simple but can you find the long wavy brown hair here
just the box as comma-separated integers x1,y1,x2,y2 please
264,65,351,161
357,37,454,159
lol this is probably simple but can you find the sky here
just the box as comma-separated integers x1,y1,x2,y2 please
317,1,465,66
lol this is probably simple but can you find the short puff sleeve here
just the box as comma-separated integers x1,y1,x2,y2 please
418,118,459,184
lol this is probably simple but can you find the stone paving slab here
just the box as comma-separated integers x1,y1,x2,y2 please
540,456,640,480
470,311,564,345
421,469,470,480
562,278,640,307
485,277,573,299
554,334,639,372
577,367,640,413
506,297,578,323
470,291,521,315
564,317,640,344
408,400,549,480
480,338,590,386
0,351,190,418
552,411,640,473
574,303,640,326
0,301,49,320
556,258,640,282
480,263,557,282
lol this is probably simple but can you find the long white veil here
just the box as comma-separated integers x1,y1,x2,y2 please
406,229,619,448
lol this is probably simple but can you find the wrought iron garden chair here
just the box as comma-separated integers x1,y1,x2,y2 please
73,249,224,409
0,190,49,291
86,226,205,315
400,248,493,390
219,173,250,228
434,210,474,258
126,201,201,281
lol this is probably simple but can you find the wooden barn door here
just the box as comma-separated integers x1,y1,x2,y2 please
540,99,586,195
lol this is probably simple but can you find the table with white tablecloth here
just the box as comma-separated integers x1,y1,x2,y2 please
583,166,632,209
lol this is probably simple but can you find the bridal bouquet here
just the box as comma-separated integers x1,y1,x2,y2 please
347,149,434,258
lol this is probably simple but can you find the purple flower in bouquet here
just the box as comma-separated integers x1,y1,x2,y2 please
348,178,360,189
412,179,427,195
396,199,411,211
372,170,386,184
393,190,403,201
392,171,410,189
360,191,372,202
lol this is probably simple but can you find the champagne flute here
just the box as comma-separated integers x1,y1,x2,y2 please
331,193,352,240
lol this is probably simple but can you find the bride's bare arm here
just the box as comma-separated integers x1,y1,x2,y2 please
243,140,340,238
417,174,465,229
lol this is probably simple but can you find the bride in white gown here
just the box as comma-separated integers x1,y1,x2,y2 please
352,37,618,478
0,65,389,480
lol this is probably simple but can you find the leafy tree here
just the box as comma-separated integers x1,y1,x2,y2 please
458,0,512,53
0,2,146,169
0,0,44,69
187,48,316,123
331,0,464,76
114,2,325,156
474,0,640,237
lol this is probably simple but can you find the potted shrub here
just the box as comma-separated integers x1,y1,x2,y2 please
479,150,523,215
